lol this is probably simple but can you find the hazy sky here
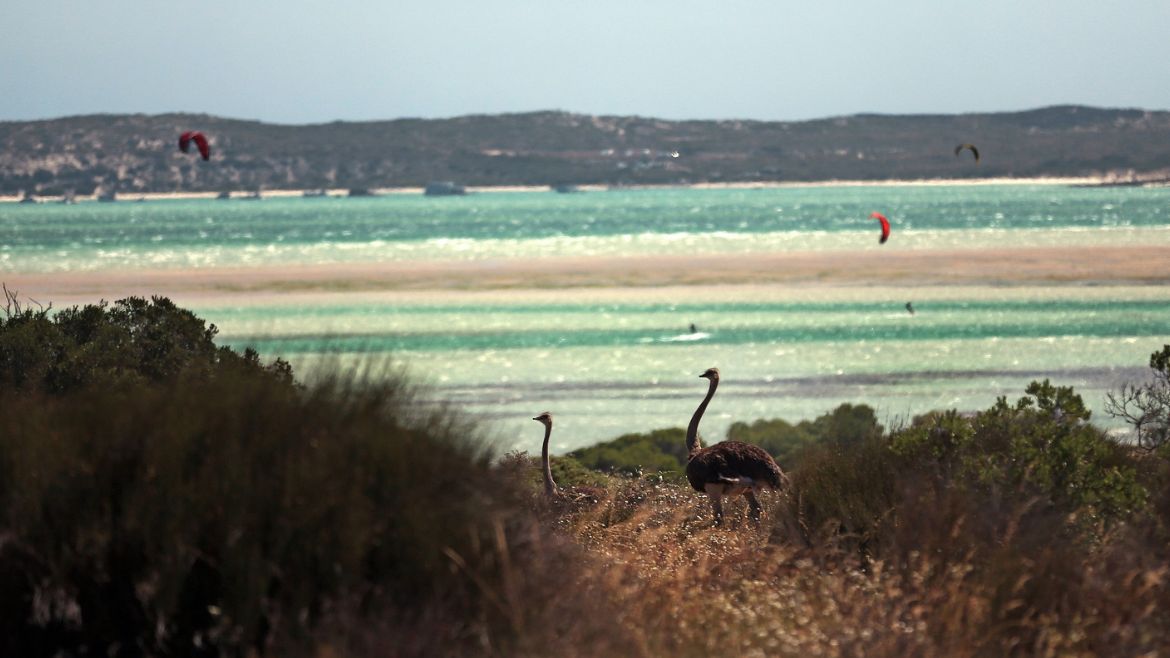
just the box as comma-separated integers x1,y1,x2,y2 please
3,0,1169,124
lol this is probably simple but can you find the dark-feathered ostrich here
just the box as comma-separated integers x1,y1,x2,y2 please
686,367,788,525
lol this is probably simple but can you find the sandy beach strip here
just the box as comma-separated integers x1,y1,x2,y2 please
5,244,1170,308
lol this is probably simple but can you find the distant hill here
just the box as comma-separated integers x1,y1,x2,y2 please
2,106,1169,196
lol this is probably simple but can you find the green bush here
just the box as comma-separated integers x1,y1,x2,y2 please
729,403,883,469
726,417,816,467
500,451,612,491
549,453,611,489
806,402,885,447
785,436,902,553
784,381,1148,559
890,380,1146,523
0,295,292,394
569,428,688,475
570,404,885,477
783,383,1170,657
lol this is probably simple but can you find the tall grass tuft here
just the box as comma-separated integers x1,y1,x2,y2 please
0,368,445,652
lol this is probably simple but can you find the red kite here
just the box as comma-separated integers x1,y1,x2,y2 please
179,131,211,161
871,211,891,244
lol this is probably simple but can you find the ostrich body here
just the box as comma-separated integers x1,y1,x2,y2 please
685,367,787,525
533,411,558,497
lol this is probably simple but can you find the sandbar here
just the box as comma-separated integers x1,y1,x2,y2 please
5,244,1170,309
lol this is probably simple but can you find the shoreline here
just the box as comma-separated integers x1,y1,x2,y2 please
2,175,1163,203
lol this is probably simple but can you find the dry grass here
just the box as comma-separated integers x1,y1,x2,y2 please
466,465,1170,658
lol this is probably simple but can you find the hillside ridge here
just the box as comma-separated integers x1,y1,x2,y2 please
3,105,1169,195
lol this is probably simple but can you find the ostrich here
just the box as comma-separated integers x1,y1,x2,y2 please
532,412,604,502
532,411,558,497
685,367,788,525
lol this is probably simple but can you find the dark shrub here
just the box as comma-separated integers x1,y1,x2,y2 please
891,380,1146,524
0,295,292,395
569,428,687,475
726,417,816,468
729,403,883,469
570,403,885,478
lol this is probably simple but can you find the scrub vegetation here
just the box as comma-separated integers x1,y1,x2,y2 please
2,295,1168,656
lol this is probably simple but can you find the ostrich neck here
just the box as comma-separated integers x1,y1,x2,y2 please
686,378,718,456
541,423,557,496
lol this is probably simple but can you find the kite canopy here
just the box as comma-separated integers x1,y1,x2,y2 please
954,143,980,163
871,211,891,244
179,131,211,161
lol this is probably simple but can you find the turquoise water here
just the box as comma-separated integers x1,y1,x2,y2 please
4,185,1170,452
192,288,1169,451
3,185,1169,271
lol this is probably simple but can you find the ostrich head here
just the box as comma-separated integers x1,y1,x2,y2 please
699,367,720,381
532,411,553,427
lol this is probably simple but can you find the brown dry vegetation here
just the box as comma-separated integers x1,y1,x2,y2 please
457,460,1167,658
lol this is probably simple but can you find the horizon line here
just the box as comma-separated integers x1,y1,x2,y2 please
3,103,1167,128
